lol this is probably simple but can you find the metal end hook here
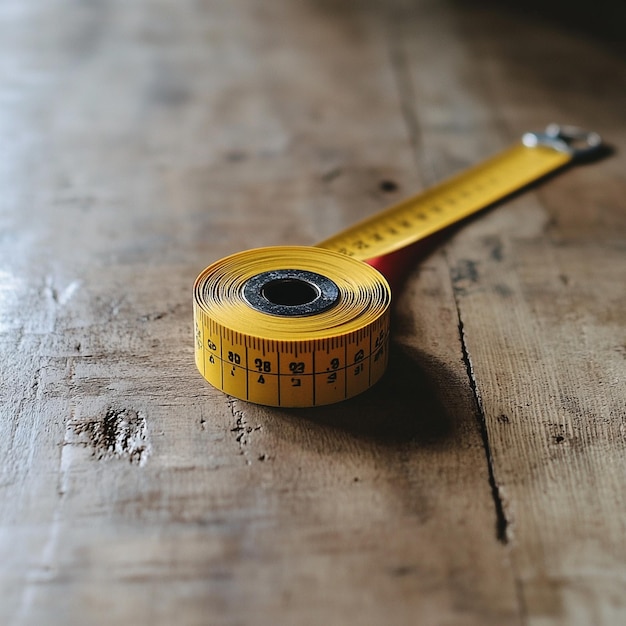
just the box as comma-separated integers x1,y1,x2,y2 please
522,124,603,160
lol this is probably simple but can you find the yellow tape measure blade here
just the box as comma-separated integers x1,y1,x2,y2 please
317,143,571,261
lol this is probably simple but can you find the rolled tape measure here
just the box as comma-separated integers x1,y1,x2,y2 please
194,125,602,407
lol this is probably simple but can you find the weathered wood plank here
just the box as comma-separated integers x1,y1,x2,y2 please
1,0,624,624
397,1,626,624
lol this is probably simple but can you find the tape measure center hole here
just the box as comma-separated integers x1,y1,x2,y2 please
242,268,340,317
263,278,318,306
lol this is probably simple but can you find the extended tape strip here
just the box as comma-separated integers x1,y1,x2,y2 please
193,125,602,407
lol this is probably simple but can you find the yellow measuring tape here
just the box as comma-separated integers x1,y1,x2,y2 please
194,125,601,407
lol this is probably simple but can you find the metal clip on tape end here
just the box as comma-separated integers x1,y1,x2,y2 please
522,124,603,161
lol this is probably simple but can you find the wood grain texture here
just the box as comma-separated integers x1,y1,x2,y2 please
0,0,624,625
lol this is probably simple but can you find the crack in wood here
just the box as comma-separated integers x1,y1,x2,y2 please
456,312,510,544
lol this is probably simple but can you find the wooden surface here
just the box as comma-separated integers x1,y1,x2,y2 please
1,1,625,624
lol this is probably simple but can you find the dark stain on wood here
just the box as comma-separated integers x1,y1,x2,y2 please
70,408,150,465
451,259,480,295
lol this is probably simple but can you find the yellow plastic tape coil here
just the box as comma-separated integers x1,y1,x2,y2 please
194,126,600,407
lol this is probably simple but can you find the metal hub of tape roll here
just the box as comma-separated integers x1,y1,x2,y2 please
242,269,340,317
193,125,602,407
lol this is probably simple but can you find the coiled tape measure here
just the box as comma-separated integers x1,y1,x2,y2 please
194,125,602,407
